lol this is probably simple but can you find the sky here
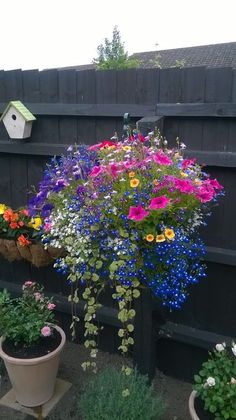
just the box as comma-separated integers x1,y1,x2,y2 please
1,0,236,70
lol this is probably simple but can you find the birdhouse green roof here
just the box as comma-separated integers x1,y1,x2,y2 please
0,101,36,122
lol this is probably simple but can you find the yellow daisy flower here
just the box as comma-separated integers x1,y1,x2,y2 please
145,234,155,242
164,228,175,240
0,204,7,214
128,171,136,178
130,178,140,188
156,234,166,243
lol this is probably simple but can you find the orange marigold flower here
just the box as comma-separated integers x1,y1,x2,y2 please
156,234,166,243
130,178,140,188
18,235,31,247
164,228,175,240
128,171,136,178
11,213,19,222
145,234,154,242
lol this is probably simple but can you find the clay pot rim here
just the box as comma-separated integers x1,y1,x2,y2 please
0,324,66,366
189,390,200,420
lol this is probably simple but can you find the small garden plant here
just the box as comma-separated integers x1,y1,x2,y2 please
78,367,166,420
0,281,56,346
194,342,236,419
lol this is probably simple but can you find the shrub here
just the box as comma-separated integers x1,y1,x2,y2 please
78,367,165,420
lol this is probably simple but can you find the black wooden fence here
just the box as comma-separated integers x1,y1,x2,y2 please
0,66,235,381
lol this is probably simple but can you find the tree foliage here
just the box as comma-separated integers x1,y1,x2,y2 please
93,26,139,70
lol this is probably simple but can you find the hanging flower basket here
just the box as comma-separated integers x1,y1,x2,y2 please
0,204,65,267
0,238,65,267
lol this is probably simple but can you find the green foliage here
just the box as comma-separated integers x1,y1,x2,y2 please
0,282,55,346
78,367,166,420
194,344,236,419
93,26,139,70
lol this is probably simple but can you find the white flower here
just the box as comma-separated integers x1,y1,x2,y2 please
231,377,236,384
215,343,226,352
232,344,236,356
206,377,216,387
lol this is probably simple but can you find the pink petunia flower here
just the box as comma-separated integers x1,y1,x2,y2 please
208,179,223,190
149,196,171,210
128,205,149,221
41,326,51,337
174,179,195,194
181,159,196,169
47,303,56,310
153,152,173,166
89,166,102,178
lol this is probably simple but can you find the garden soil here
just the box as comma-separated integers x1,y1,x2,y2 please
0,341,192,420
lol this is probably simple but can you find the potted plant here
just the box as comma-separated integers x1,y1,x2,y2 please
190,342,236,419
0,281,66,407
0,204,64,266
28,130,224,369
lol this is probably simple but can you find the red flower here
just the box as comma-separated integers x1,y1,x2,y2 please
10,222,18,229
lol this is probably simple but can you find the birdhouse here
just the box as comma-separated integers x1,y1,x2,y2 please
0,101,36,139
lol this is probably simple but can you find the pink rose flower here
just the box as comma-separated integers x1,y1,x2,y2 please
128,205,149,221
153,152,172,166
47,303,56,310
149,196,171,210
41,326,51,337
23,280,33,287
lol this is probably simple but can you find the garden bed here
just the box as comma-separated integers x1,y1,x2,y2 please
0,340,192,420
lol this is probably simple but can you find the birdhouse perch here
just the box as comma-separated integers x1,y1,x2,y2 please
0,101,36,139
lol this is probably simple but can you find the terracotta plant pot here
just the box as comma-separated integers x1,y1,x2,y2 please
189,390,214,420
0,325,66,407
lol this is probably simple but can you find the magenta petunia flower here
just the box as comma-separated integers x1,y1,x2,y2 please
153,152,172,166
89,165,102,178
174,178,195,194
181,158,196,169
128,205,149,221
149,196,171,210
208,179,223,190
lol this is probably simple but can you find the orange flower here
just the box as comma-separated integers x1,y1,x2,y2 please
3,208,13,221
20,209,29,216
156,234,166,243
18,235,31,247
18,221,24,227
145,234,154,242
180,171,188,178
128,171,136,178
153,179,159,186
130,178,140,188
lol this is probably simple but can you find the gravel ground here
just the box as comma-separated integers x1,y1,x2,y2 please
0,341,192,420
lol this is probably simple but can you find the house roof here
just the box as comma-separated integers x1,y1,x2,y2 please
51,42,236,71
131,42,236,69
0,101,36,122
